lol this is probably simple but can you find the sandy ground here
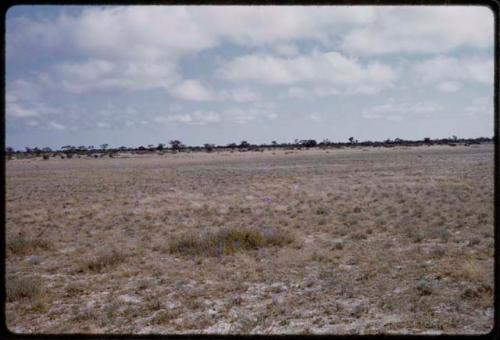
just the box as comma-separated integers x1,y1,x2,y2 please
5,145,494,334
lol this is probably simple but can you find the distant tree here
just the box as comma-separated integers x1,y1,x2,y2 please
157,143,165,151
204,143,215,152
452,135,458,141
5,147,14,160
424,137,431,144
169,140,184,151
239,140,250,148
119,146,128,151
42,147,53,152
300,139,317,148
271,141,278,147
100,144,109,151
348,137,355,144
87,145,94,150
25,147,32,153
138,146,146,151
227,143,237,149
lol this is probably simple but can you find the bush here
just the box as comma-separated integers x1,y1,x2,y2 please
7,234,51,255
168,226,294,257
77,249,126,273
6,276,44,302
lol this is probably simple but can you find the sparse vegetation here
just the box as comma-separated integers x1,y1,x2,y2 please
7,234,51,255
6,276,44,302
6,144,493,334
168,226,294,257
76,250,127,273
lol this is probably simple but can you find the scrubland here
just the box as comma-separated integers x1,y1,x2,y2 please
5,145,494,334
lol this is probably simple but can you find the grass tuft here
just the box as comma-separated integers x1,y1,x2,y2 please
6,276,44,302
77,249,127,273
168,226,294,257
7,234,51,255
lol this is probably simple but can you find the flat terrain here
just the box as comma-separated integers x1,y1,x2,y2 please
6,145,494,334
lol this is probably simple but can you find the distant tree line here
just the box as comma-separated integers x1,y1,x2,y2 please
4,136,495,160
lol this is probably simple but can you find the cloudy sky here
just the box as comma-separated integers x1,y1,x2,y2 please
6,5,494,150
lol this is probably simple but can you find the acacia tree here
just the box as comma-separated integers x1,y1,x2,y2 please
204,143,215,152
5,147,14,160
239,140,250,148
169,140,184,151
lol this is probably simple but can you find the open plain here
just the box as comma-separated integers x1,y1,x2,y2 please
5,145,494,334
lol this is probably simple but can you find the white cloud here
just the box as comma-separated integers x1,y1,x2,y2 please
362,99,441,120
154,111,221,125
341,6,493,55
97,122,110,128
7,102,40,118
436,81,462,93
54,59,178,94
414,55,493,84
221,106,278,124
7,6,378,66
463,97,493,117
169,79,216,101
219,88,261,103
310,112,322,121
48,121,66,130
220,51,397,94
7,100,62,119
273,44,299,57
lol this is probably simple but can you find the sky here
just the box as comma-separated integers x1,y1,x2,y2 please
5,5,495,150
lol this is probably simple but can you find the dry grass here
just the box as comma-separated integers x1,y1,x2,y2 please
6,276,45,302
76,249,127,273
7,234,51,255
5,145,494,334
168,226,294,257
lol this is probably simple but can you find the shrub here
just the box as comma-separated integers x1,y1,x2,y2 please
7,234,51,255
6,276,44,302
77,249,126,273
168,226,294,257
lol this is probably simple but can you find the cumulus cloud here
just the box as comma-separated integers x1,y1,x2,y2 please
309,112,322,121
340,6,493,55
53,59,178,93
414,55,493,84
220,51,398,94
362,99,441,120
48,121,66,130
97,122,111,128
219,88,261,103
155,111,221,125
463,97,493,117
169,79,216,101
436,81,462,93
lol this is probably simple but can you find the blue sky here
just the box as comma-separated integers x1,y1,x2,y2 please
6,5,494,150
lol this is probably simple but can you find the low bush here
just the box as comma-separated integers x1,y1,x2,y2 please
77,249,126,273
7,234,51,255
6,276,44,302
168,226,294,257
